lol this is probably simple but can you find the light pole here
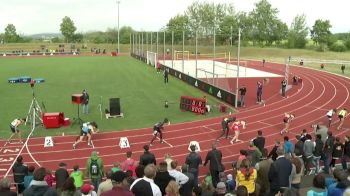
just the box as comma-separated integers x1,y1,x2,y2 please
116,1,120,53
235,27,241,108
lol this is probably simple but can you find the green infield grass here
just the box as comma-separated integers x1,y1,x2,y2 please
0,56,225,139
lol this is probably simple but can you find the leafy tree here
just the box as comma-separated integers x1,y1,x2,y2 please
166,14,189,43
4,24,20,43
60,16,77,43
329,40,347,52
185,1,234,38
72,33,84,43
120,26,134,44
249,0,286,45
287,14,308,48
51,37,63,43
218,15,238,45
310,19,332,48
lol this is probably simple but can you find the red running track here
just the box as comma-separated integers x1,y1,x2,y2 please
1,62,350,181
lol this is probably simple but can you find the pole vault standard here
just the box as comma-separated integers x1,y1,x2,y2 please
25,80,43,130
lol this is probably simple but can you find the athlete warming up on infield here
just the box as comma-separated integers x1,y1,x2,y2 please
150,118,169,146
280,113,295,134
230,120,246,144
8,118,26,144
216,117,236,141
73,121,98,149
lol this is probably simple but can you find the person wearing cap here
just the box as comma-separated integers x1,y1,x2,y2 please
23,167,57,196
130,164,162,196
12,155,28,194
101,171,133,196
149,118,169,146
337,108,348,130
81,183,97,196
82,89,89,114
86,151,104,192
55,162,69,194
139,145,156,167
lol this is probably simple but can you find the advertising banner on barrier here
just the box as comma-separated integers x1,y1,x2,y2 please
131,53,236,106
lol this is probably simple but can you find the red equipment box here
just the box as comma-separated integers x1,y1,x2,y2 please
42,112,64,129
72,94,83,104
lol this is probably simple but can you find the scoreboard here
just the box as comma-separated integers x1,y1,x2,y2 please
180,96,206,114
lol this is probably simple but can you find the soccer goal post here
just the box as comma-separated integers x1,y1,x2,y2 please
147,51,158,68
174,50,190,60
225,60,248,77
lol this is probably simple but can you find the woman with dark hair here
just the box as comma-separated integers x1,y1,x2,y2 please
236,159,257,196
61,177,80,196
306,174,327,195
291,157,303,190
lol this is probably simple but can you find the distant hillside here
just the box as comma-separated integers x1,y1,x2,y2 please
28,33,62,39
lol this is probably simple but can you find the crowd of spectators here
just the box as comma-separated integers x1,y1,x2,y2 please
3,126,350,196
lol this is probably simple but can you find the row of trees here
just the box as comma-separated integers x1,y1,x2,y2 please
1,0,350,52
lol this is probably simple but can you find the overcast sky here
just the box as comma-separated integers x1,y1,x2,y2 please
0,0,348,35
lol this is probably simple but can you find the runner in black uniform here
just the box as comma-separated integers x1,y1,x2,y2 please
150,118,169,146
216,117,236,141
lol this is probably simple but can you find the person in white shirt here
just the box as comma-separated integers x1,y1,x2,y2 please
326,109,337,128
8,118,26,143
130,164,162,196
168,161,189,187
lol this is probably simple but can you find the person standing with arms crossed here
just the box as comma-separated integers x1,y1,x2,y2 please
337,108,348,130
239,85,247,107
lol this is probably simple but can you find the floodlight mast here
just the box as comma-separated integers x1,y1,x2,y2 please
117,1,120,53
